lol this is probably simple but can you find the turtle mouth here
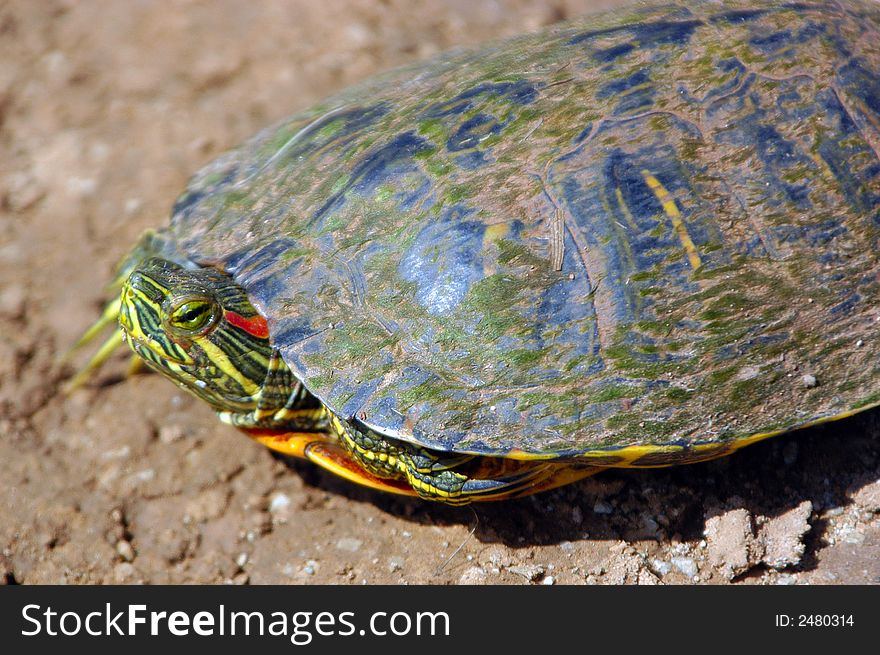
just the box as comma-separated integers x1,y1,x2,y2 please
127,332,193,368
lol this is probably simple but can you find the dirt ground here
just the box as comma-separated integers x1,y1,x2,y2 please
1,0,879,586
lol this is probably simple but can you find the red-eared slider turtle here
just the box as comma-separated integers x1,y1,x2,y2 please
72,0,880,503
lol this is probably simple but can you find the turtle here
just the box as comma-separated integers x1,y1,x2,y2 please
71,0,880,504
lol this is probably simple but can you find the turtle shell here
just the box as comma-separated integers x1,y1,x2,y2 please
163,0,880,460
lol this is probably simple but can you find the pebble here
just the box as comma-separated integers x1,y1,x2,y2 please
185,487,229,523
0,285,25,320
508,564,545,582
158,424,185,443
113,563,138,583
593,500,613,515
115,540,135,562
853,479,880,513
542,576,556,585
670,557,698,578
249,513,271,536
458,567,487,585
704,508,757,579
651,559,672,576
483,545,512,568
638,570,660,585
641,516,660,535
236,552,249,568
387,556,404,573
124,197,143,215
3,171,45,212
66,176,97,198
336,537,363,553
759,501,813,569
801,374,817,388
838,527,865,545
268,492,291,517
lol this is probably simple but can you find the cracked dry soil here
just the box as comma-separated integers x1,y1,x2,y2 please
1,0,879,585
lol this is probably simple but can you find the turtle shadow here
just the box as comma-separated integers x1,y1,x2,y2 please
278,407,880,574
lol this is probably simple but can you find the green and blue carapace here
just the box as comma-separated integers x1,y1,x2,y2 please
73,0,880,503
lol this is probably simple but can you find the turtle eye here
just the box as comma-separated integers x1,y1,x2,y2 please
168,299,218,334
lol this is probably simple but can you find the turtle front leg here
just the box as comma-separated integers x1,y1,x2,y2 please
328,413,474,503
327,413,602,504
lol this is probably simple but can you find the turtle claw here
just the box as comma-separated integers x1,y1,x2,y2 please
62,296,126,392
65,296,122,356
63,328,126,392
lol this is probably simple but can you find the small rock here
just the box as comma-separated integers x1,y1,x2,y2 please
838,527,865,545
775,574,798,586
508,564,545,582
124,197,143,215
158,424,185,443
670,557,698,578
231,572,249,585
651,559,672,576
190,53,243,91
113,563,138,583
599,547,644,584
759,501,812,569
387,556,404,573
593,500,613,515
66,176,97,199
0,285,25,320
801,374,817,388
852,479,880,513
542,576,556,585
303,560,318,576
638,570,661,585
3,171,45,211
458,566,487,585
249,512,272,536
115,540,135,562
641,516,660,536
268,492,291,513
704,508,759,579
184,487,229,523
483,545,512,568
336,537,362,553
236,552,249,568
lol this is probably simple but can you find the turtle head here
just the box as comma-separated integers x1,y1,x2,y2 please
118,257,275,415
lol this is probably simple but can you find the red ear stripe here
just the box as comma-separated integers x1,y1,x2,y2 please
224,310,270,339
